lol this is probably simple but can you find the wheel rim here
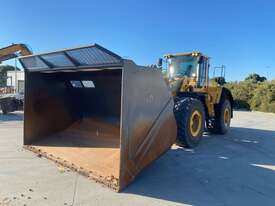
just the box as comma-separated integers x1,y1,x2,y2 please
224,107,230,127
189,110,202,137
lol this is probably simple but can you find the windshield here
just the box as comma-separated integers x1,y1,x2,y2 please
168,56,198,78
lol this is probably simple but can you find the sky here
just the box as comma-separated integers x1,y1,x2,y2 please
1,0,275,81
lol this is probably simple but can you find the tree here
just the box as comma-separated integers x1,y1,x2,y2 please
226,78,275,113
245,73,267,83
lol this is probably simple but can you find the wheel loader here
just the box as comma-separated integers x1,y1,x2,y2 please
159,52,233,148
19,44,233,191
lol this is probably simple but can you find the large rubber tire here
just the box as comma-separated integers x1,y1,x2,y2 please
174,97,205,148
207,99,231,134
0,103,8,115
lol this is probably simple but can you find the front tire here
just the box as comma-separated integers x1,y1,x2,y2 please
174,98,205,148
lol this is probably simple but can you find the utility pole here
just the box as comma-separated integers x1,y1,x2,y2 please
14,58,17,94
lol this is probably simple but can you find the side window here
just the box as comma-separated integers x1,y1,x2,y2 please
198,58,207,86
70,80,83,88
82,80,95,88
69,80,96,88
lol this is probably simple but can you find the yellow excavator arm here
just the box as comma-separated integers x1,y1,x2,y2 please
0,44,32,63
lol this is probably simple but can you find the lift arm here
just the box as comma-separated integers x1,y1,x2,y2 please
0,44,32,63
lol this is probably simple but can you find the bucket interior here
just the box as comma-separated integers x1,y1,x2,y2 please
24,69,122,180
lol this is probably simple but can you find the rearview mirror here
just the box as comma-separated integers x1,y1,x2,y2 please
157,58,163,68
198,56,204,64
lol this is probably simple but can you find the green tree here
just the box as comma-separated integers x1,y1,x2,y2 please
226,78,275,113
245,73,267,83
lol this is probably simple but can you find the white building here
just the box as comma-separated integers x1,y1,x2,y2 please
6,70,25,93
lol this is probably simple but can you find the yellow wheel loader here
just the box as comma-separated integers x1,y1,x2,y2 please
19,44,233,191
159,52,233,148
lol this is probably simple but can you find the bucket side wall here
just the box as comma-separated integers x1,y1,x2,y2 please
119,61,177,190
24,71,74,144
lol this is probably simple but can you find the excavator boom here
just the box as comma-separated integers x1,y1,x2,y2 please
0,43,32,114
0,44,32,63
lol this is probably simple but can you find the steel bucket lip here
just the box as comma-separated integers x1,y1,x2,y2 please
24,145,120,191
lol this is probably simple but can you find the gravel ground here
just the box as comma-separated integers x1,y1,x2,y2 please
0,111,275,206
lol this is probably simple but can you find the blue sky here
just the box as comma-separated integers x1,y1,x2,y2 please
1,0,275,80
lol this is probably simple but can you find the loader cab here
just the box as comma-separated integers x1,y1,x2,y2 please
164,52,209,87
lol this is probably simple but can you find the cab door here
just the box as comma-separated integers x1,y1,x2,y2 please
198,57,208,87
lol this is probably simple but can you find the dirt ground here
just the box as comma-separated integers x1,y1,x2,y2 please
0,111,275,206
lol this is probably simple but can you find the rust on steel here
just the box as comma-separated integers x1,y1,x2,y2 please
21,44,177,191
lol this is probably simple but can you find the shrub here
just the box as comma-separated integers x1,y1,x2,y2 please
226,75,275,113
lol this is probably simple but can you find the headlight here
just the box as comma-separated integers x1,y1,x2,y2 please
169,66,174,76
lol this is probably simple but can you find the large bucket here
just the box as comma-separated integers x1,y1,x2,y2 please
20,44,177,191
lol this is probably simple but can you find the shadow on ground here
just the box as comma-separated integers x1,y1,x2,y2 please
124,127,275,206
0,112,23,122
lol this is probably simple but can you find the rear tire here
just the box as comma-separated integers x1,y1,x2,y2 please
0,103,8,115
174,98,205,148
207,99,231,134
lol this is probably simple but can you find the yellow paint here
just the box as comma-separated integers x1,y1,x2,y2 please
164,52,225,118
189,110,202,137
0,44,32,60
251,164,275,172
224,107,230,127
